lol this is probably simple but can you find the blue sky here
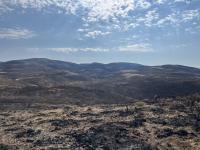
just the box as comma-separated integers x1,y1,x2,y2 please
0,0,200,67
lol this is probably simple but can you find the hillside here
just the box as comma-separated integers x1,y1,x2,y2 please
0,58,200,104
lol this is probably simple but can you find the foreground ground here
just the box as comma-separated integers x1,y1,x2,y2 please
0,96,200,150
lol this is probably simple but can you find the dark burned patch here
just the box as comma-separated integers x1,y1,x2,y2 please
85,118,103,124
49,119,78,127
34,136,66,146
166,116,191,127
4,127,21,132
15,128,41,138
118,110,135,117
118,118,146,128
99,110,117,115
157,128,174,138
150,107,165,114
80,112,100,118
97,109,135,117
165,115,198,127
148,117,167,125
0,144,19,150
193,120,200,132
72,123,156,150
157,128,192,138
0,113,10,117
174,130,189,137
149,115,199,127
70,111,79,116
131,118,146,128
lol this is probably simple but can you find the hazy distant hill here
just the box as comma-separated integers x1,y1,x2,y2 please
0,58,200,104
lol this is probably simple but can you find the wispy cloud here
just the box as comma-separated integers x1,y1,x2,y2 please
182,10,200,22
85,30,111,39
31,43,154,54
137,9,159,27
118,43,154,52
0,0,199,40
32,47,110,53
0,28,36,39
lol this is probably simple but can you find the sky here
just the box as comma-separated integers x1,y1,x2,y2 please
0,0,200,67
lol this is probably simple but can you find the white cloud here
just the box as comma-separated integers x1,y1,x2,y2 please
77,28,86,32
155,0,166,4
118,43,154,52
174,0,191,4
156,12,179,26
156,9,200,27
136,0,151,9
0,0,199,37
0,0,153,22
85,30,111,38
182,10,200,22
137,9,159,27
80,0,135,22
31,43,154,53
0,28,36,39
47,47,109,53
0,1,13,15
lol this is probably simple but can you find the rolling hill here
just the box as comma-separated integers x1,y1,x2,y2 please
0,58,200,104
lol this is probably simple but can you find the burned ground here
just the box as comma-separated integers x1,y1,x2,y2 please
0,96,200,150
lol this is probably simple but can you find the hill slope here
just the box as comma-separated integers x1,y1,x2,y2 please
0,58,200,104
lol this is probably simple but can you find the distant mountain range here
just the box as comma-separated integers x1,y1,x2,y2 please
0,58,200,104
